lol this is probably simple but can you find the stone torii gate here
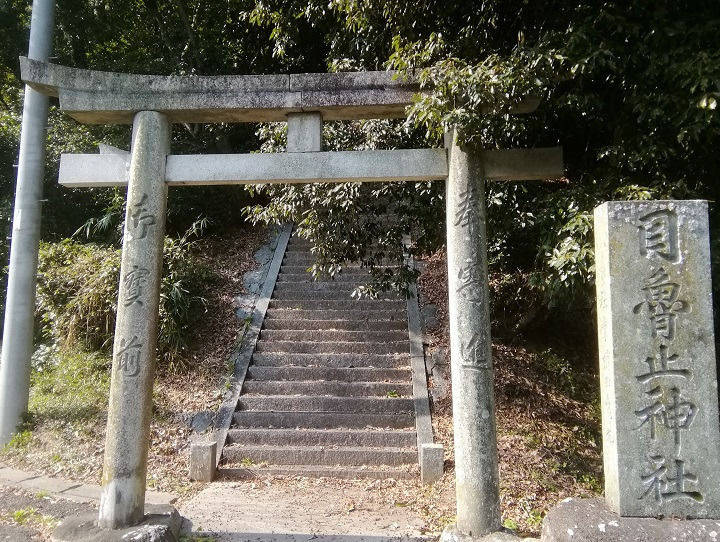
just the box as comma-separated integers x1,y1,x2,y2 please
16,56,562,538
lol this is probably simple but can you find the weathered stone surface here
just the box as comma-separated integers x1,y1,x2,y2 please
20,58,418,123
594,200,720,518
541,497,720,541
253,245,274,265
21,57,545,125
477,147,563,181
427,347,451,403
421,303,439,330
98,112,170,528
58,148,449,187
98,143,128,155
234,294,257,321
189,411,213,433
17,475,79,493
190,441,217,482
287,112,323,152
441,524,536,542
52,504,180,542
445,129,501,535
420,443,444,483
0,466,37,483
188,441,216,482
57,146,563,189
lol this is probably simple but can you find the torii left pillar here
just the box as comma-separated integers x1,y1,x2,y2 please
98,111,170,528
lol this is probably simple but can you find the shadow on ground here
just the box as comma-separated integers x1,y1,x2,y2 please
185,530,427,542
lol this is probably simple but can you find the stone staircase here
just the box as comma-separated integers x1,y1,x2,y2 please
220,235,420,479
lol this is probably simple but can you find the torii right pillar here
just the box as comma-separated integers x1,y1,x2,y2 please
444,128,501,539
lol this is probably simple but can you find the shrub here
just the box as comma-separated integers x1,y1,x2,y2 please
36,234,213,369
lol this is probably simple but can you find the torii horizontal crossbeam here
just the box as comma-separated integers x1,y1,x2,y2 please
20,57,540,124
58,147,563,187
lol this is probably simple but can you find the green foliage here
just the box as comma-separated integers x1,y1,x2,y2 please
530,208,595,309
28,349,110,424
35,233,214,368
0,506,58,529
246,120,440,294
381,1,720,310
36,240,121,352
2,429,32,451
242,0,720,325
1,0,718,334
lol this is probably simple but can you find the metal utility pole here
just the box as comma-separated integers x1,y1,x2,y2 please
0,0,55,445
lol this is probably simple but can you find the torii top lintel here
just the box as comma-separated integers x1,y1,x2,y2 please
20,57,539,125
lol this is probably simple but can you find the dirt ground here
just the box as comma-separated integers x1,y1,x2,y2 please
0,485,94,541
180,479,429,541
417,251,602,535
0,229,602,540
0,224,268,498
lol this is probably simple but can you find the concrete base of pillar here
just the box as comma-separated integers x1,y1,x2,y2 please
441,524,537,542
51,504,181,542
541,498,720,541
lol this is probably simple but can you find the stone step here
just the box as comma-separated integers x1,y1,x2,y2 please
280,261,403,271
219,464,416,480
283,253,402,264
242,380,412,397
276,274,366,283
226,428,416,447
222,444,417,467
258,329,408,343
277,266,371,275
274,282,358,292
262,319,407,331
268,299,405,311
280,264,378,274
232,410,415,429
247,366,411,382
281,252,317,260
237,395,414,414
282,251,400,260
251,352,410,368
254,340,409,355
264,309,406,322
272,290,402,301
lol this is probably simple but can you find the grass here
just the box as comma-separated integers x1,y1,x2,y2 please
1,507,58,529
29,349,111,425
2,429,33,452
1,226,267,499
0,349,110,482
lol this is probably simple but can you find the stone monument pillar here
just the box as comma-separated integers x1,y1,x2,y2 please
542,200,720,541
595,200,720,519
98,111,170,528
444,129,501,537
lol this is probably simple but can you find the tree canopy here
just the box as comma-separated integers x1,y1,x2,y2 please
0,0,718,332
